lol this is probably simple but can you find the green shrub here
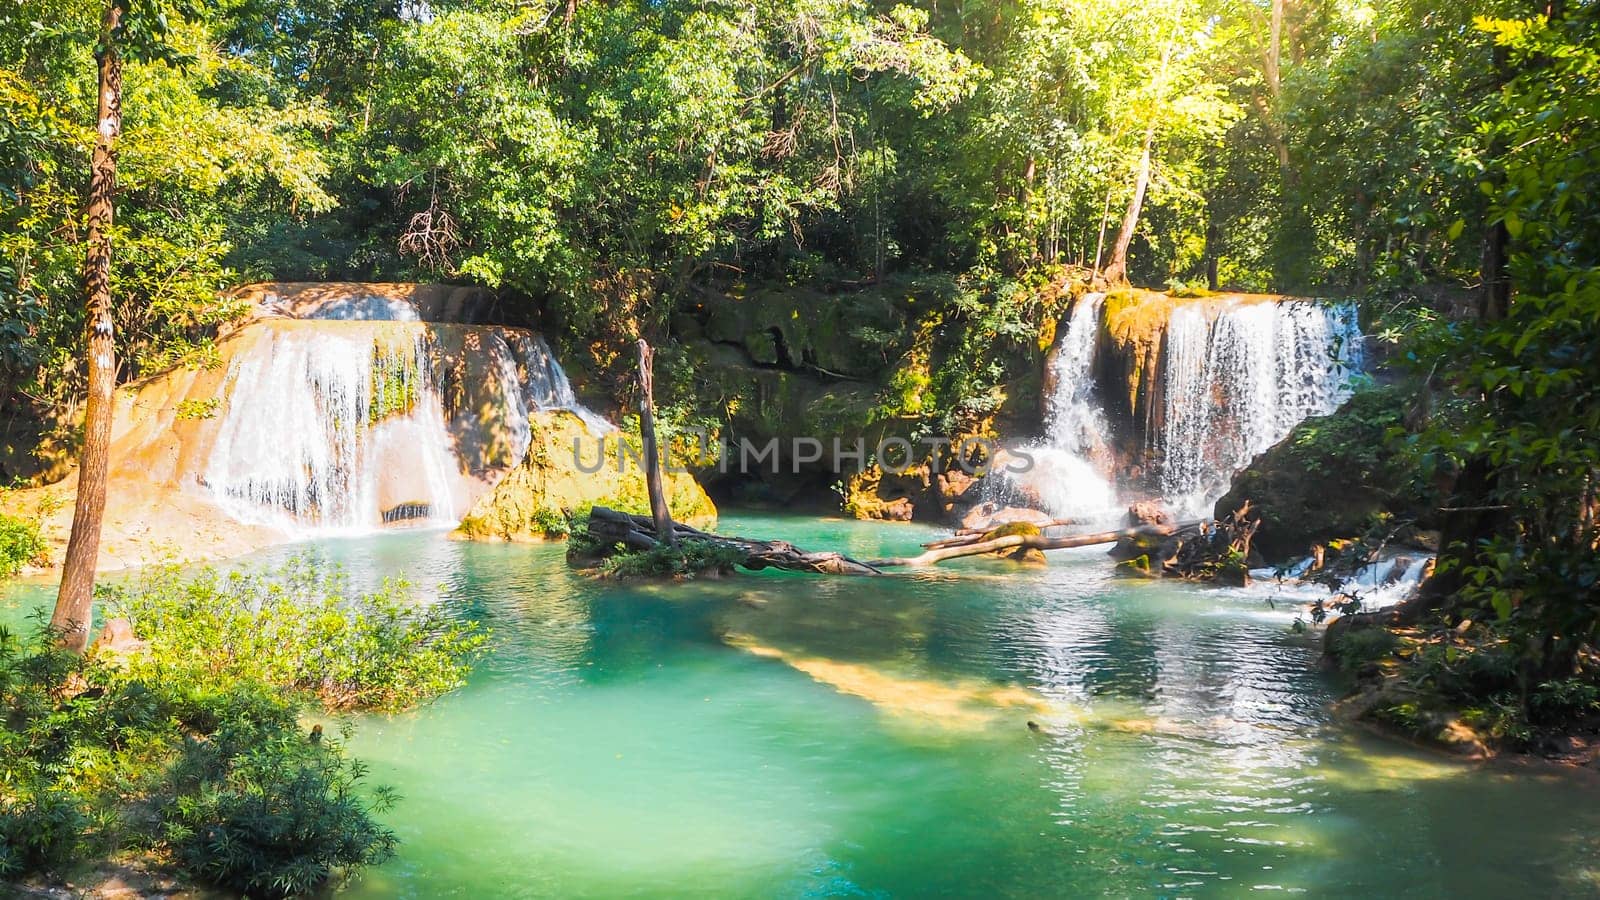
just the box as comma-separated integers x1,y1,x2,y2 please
0,512,46,578
532,507,571,538
0,555,487,895
599,540,747,580
0,787,89,878
1530,677,1600,723
104,559,488,710
162,716,397,898
174,397,221,420
1327,625,1400,669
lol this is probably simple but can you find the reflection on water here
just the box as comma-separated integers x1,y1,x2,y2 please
3,514,1598,897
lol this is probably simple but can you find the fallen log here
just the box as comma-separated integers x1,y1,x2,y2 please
582,507,883,576
869,522,1196,568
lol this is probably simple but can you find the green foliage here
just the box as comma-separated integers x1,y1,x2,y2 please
0,511,45,577
162,715,398,898
1356,622,1600,748
1286,384,1416,472
1397,10,1600,676
1325,626,1400,670
1,5,335,418
599,539,747,580
0,622,399,894
174,396,219,420
103,560,488,711
0,785,88,878
532,507,572,539
0,556,490,891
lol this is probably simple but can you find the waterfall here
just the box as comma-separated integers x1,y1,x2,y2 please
204,325,462,534
1159,300,1363,517
993,294,1119,522
501,332,614,435
203,319,610,536
1044,293,1113,461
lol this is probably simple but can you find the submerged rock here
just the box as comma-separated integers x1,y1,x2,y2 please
959,503,1056,532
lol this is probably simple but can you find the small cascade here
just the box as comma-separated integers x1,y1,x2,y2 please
993,294,1119,522
1242,554,1435,611
1159,300,1363,517
1044,293,1113,463
501,332,614,435
205,326,462,535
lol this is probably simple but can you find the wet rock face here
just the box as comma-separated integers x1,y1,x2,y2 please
455,411,717,542
1213,387,1423,562
1125,500,1173,528
843,467,923,522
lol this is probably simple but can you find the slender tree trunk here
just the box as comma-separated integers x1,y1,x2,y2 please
1265,0,1283,97
635,339,675,546
1204,215,1220,290
1258,0,1295,185
1101,119,1156,286
1102,28,1178,287
1090,180,1115,280
1478,221,1511,320
52,1,122,654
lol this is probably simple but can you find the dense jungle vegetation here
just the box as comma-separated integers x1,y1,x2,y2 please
1,0,1597,780
5,0,1577,415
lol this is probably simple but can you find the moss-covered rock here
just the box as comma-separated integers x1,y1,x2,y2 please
841,466,922,521
455,411,717,542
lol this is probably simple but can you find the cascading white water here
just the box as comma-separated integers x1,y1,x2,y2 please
1044,293,1113,461
994,293,1119,522
205,326,462,535
501,332,614,435
1160,300,1363,517
204,317,612,536
1238,553,1434,610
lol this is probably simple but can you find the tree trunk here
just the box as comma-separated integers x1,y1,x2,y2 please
1259,0,1295,185
1101,118,1156,286
52,1,122,654
1102,31,1177,287
1478,220,1511,321
1204,200,1220,290
635,339,675,546
1090,179,1115,281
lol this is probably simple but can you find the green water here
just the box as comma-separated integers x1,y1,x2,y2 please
6,514,1599,897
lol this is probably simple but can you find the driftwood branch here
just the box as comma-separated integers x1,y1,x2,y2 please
870,523,1195,568
923,518,1084,549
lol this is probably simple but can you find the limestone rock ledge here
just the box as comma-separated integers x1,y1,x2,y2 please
454,411,717,542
